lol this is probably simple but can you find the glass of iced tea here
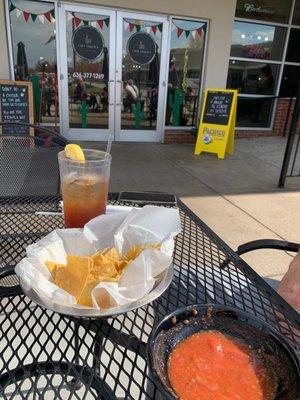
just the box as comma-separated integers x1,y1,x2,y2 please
58,149,111,228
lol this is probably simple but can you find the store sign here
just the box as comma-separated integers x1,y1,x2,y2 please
127,32,156,65
72,26,104,61
194,89,238,159
244,3,275,16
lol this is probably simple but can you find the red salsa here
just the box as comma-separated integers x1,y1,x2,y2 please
167,330,275,400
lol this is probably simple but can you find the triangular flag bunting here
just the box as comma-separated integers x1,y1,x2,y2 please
9,3,16,12
23,11,30,22
191,30,196,39
177,28,183,38
83,20,89,26
97,19,103,29
185,30,190,38
74,16,81,27
44,12,52,23
158,23,163,33
67,12,73,21
129,23,135,32
196,27,202,36
50,9,55,19
146,26,151,34
136,25,141,32
104,18,109,27
16,8,21,18
31,13,38,22
91,21,97,28
38,14,45,23
151,25,157,34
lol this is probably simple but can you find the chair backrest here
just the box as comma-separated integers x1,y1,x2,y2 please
0,122,69,198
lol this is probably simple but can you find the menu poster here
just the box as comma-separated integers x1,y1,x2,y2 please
202,91,234,125
0,80,34,135
195,89,238,159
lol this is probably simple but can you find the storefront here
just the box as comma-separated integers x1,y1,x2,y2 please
1,0,299,142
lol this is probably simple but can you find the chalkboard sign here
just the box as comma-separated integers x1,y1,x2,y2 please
202,91,234,125
195,89,237,159
127,32,156,65
0,80,34,135
72,26,104,61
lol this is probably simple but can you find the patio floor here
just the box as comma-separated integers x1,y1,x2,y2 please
77,136,300,282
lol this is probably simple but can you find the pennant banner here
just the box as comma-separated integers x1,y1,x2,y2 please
177,28,183,38
9,2,56,24
172,21,204,39
74,16,81,28
151,25,157,34
23,11,30,22
38,14,44,24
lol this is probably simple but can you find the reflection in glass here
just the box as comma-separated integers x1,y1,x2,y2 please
9,0,58,125
121,19,163,130
166,19,206,127
66,12,110,129
235,0,292,24
227,60,279,95
231,22,286,61
292,0,300,25
280,66,300,97
286,28,300,63
236,97,274,127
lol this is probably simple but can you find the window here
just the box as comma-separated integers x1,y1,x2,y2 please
231,22,286,61
286,28,300,63
227,60,279,95
229,0,300,129
235,0,292,24
236,97,274,127
280,65,300,97
8,0,58,124
165,19,207,127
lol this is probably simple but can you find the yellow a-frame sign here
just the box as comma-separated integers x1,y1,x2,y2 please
194,89,238,159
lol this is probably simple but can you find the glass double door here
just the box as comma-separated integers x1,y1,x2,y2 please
58,4,168,142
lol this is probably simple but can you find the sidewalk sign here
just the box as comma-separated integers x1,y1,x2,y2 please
194,89,238,159
0,80,34,135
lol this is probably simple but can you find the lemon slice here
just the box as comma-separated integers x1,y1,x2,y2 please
65,144,85,162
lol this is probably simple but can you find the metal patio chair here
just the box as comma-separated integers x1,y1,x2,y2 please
0,122,69,198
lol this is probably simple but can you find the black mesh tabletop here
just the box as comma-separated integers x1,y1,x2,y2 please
0,194,299,399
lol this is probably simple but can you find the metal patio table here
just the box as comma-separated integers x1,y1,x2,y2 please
0,193,299,399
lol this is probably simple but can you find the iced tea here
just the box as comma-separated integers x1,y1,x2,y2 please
58,149,111,228
62,175,109,228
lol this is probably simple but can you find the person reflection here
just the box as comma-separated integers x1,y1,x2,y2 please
123,79,139,113
74,77,87,102
252,65,274,123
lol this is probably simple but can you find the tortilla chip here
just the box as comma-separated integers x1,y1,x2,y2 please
45,260,65,281
47,243,161,308
77,276,99,307
54,255,93,300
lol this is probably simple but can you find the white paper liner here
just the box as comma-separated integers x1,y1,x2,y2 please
15,205,181,313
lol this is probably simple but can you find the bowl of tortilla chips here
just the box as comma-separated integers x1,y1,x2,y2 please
15,205,180,318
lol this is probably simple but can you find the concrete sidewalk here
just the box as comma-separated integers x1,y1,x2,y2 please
78,137,300,281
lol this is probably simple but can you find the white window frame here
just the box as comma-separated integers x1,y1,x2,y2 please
230,0,300,130
163,15,209,131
